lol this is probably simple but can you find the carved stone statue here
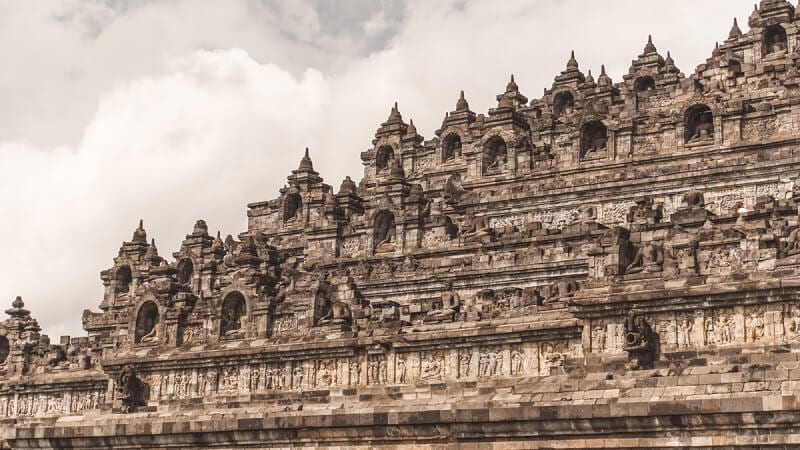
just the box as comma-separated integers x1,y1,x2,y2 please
622,307,655,370
678,318,693,348
588,135,607,155
461,214,492,243
317,300,352,327
687,112,714,144
625,241,664,274
373,212,397,253
769,32,788,54
627,196,662,225
544,279,578,304
425,281,461,322
682,191,705,210
781,227,800,258
140,326,158,344
116,365,141,413
486,152,507,172
444,173,469,205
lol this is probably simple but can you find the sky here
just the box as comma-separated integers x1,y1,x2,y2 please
0,0,761,338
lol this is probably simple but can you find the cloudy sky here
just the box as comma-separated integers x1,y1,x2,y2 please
0,0,758,337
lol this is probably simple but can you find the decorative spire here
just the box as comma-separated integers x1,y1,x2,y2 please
407,119,417,136
598,65,612,87
6,296,31,320
132,219,147,244
585,69,595,85
212,231,225,252
729,18,743,39
712,41,721,56
387,102,403,123
566,50,579,71
229,234,261,267
665,51,676,70
748,3,761,27
455,90,469,111
298,147,314,171
145,239,158,257
643,35,657,54
498,94,513,109
338,176,357,195
506,74,519,93
192,219,208,235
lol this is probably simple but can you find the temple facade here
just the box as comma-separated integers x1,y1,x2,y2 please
5,1,800,448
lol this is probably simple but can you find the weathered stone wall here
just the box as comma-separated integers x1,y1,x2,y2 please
4,1,800,448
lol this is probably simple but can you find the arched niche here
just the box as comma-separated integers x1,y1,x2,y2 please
283,193,302,223
483,136,508,174
373,210,397,253
553,91,575,119
442,133,462,162
134,301,159,344
764,25,788,56
376,145,395,172
0,336,9,365
220,292,247,337
115,265,132,295
177,258,193,285
684,105,714,144
580,121,608,158
634,76,656,93
444,216,459,240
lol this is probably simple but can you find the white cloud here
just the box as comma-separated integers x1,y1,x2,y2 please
0,0,760,337
0,47,329,338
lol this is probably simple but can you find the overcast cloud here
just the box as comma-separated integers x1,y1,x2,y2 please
0,0,757,337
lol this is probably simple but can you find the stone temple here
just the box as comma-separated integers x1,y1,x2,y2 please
6,1,800,448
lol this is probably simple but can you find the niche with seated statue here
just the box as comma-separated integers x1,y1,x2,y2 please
134,301,159,344
283,193,302,223
0,336,8,365
115,265,132,295
373,210,397,254
220,292,247,338
177,258,193,285
634,76,656,94
375,145,395,173
553,91,575,119
442,133,462,162
483,136,508,175
580,121,608,159
684,105,714,145
314,283,352,329
764,25,788,56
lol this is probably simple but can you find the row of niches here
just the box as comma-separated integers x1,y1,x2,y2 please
130,274,576,347
372,104,721,176
263,174,791,263
112,258,194,296
133,291,247,345
537,25,793,119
